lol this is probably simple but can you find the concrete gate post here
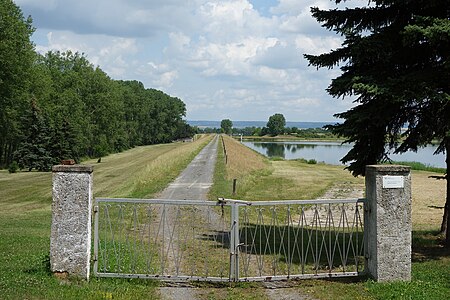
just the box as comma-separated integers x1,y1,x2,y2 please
365,165,412,282
50,164,93,279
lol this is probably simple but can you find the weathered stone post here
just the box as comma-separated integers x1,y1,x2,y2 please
365,165,411,282
50,165,93,279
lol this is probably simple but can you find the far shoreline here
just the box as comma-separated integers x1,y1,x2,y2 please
235,135,345,143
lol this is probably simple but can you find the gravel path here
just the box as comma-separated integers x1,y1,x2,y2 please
159,135,218,201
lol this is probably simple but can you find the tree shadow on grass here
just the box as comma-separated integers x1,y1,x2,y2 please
201,223,365,273
23,254,52,275
412,230,449,262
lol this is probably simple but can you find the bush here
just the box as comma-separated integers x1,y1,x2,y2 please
307,159,317,164
8,161,19,173
270,156,285,161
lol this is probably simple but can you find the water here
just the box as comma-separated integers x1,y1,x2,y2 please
243,141,446,168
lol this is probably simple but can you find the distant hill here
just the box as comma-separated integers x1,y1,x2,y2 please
187,120,335,129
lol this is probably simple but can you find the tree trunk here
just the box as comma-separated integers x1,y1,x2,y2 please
0,142,4,168
441,138,450,247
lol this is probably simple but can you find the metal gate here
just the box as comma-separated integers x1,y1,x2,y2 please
93,197,365,281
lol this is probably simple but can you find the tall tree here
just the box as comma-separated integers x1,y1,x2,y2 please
14,99,53,171
267,113,286,136
221,119,233,135
0,0,35,167
305,0,450,245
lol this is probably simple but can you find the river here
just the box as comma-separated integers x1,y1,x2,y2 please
242,141,445,168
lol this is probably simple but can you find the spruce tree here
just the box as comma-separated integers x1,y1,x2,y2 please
305,1,450,245
14,99,53,171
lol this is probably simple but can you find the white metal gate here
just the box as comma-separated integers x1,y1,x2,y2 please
93,198,365,281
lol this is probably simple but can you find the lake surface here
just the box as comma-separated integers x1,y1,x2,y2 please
243,141,446,168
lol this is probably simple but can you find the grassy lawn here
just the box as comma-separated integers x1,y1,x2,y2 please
209,135,449,300
0,135,212,300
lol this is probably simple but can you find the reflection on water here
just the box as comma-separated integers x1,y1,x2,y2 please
243,141,445,168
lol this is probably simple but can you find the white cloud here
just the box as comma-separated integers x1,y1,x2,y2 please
198,0,276,41
295,34,343,55
15,0,360,121
35,30,138,77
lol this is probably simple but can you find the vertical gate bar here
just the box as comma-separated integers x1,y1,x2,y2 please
235,204,240,281
328,203,332,273
229,203,235,280
301,206,305,274
363,198,369,274
93,203,99,276
315,204,319,274
356,203,360,273
229,203,240,281
287,205,291,276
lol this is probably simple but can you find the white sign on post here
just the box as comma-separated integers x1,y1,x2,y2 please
382,175,404,188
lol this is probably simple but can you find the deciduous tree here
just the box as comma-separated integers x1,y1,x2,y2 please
267,113,286,136
0,0,35,167
221,119,233,135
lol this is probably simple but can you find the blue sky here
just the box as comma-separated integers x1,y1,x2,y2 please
15,0,362,122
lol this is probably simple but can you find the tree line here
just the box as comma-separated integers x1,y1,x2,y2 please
0,0,193,171
198,114,335,139
215,115,287,136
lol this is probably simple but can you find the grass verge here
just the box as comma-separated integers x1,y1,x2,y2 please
387,161,446,174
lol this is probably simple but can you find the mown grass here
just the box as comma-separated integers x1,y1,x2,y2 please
0,135,212,300
209,136,449,300
387,161,446,174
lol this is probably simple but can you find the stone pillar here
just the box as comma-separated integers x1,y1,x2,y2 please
50,165,93,279
365,165,411,282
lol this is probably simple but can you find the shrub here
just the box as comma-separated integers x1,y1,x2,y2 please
8,161,19,173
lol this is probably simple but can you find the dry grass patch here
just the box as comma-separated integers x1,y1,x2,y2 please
241,159,364,201
221,134,269,180
410,170,446,229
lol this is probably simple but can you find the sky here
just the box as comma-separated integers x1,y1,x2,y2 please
15,0,363,122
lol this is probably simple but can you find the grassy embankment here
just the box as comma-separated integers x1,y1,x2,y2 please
0,135,212,299
207,135,449,300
